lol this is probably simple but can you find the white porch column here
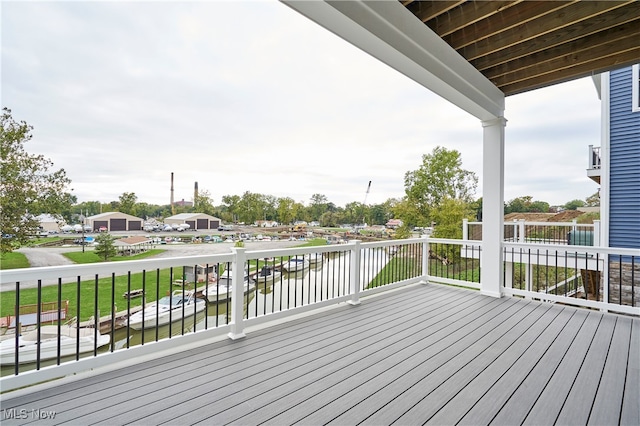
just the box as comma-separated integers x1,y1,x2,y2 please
481,117,507,297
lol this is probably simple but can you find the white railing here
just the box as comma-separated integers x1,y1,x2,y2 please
588,144,601,170
1,236,637,392
502,242,639,315
464,219,600,246
0,238,426,390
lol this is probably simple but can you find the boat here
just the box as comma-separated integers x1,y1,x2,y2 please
0,324,110,365
282,257,310,272
253,266,282,283
202,271,255,302
127,290,206,330
305,253,324,265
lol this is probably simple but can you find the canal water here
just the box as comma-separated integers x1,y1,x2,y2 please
2,248,390,376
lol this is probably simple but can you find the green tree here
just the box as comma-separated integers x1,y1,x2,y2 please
1,108,72,253
193,189,215,215
94,232,117,261
119,192,138,215
504,196,549,214
585,191,600,207
221,194,241,222
403,146,477,225
309,193,329,221
431,198,474,240
277,197,295,225
564,199,586,210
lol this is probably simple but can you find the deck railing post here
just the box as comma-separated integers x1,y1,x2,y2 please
593,220,601,246
228,247,246,340
420,235,429,284
462,219,468,241
348,240,361,306
518,220,526,243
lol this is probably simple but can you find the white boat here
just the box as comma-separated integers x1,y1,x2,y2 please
305,253,324,265
0,325,110,365
253,266,282,283
282,257,310,272
127,290,206,330
202,271,255,302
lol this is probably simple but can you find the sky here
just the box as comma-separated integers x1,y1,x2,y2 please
1,0,602,209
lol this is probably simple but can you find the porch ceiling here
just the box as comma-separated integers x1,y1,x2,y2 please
283,1,640,119
402,0,640,96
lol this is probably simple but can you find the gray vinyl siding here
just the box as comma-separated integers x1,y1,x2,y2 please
609,66,640,249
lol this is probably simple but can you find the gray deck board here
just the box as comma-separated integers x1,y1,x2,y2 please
1,283,638,426
555,314,618,425
232,293,513,425
621,318,640,426
429,306,580,425
486,309,594,426
331,301,545,426
589,316,632,425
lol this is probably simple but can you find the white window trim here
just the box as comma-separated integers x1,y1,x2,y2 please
633,64,640,112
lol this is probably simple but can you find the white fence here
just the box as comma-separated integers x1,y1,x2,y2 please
1,236,637,392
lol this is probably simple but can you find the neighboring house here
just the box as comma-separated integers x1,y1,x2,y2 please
590,64,640,250
385,219,403,229
255,220,279,228
589,64,640,305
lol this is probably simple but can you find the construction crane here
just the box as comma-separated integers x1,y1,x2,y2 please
358,181,372,230
363,180,372,205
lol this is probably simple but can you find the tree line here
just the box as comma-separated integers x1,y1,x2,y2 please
1,108,598,253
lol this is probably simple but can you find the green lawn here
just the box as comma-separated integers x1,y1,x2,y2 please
0,252,30,269
63,249,165,264
1,238,329,323
0,267,198,322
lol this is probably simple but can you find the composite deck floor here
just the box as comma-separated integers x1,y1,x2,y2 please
1,283,639,425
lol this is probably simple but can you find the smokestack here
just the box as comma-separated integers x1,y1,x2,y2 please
194,181,198,204
170,172,175,214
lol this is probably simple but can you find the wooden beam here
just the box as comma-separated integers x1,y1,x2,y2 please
444,1,577,50
456,1,633,60
500,46,640,96
426,1,521,37
483,21,640,81
471,2,640,71
406,0,465,23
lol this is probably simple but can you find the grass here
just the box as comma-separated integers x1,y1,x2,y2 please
0,267,202,322
297,238,330,247
0,252,30,270
0,238,330,323
63,249,165,264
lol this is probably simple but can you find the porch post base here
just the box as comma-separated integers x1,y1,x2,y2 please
227,332,246,340
480,289,503,298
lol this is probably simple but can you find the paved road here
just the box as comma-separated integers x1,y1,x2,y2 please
2,240,305,291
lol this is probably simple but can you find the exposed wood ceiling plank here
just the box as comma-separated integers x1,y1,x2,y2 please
395,1,640,95
483,21,640,81
457,1,631,60
444,1,577,50
471,2,640,72
426,1,522,37
405,0,465,23
500,46,640,95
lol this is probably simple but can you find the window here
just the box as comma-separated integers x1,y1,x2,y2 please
633,64,640,112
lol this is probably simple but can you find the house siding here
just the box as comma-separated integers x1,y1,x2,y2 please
609,66,640,249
